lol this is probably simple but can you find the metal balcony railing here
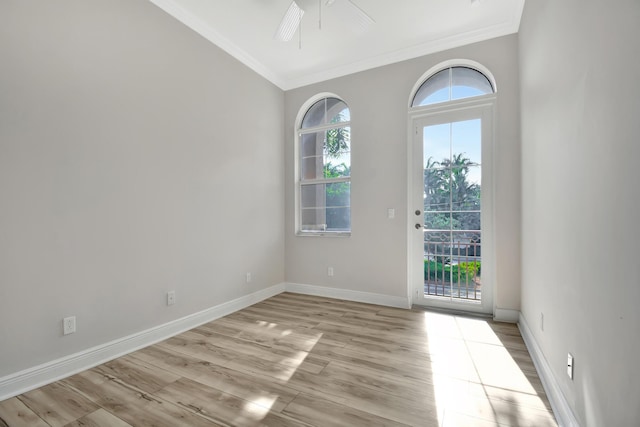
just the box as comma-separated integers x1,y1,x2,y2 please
424,230,481,301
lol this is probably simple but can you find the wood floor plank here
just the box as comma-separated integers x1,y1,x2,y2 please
128,345,300,412
286,365,441,426
232,306,321,330
159,330,323,382
63,370,221,427
0,397,49,427
157,332,239,366
320,360,439,401
155,377,311,427
18,381,99,427
196,318,326,354
282,393,412,427
94,354,181,394
189,327,329,375
64,408,133,427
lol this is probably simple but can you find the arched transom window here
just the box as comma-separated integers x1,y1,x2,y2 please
412,66,494,107
296,96,351,234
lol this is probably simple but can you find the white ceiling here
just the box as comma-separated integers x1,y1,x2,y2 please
149,0,525,90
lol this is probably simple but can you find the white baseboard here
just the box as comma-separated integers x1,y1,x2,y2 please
494,307,520,323
285,282,411,309
518,314,580,427
0,283,285,402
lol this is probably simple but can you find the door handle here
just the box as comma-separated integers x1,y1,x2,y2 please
415,224,422,230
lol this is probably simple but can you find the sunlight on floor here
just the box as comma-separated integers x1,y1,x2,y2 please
252,319,324,382
422,311,556,426
233,395,276,425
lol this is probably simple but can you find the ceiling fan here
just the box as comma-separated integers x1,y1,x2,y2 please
273,0,375,43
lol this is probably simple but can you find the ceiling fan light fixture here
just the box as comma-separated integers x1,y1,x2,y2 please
274,1,305,42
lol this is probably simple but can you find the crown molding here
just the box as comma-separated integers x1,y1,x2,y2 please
148,0,525,91
283,18,521,90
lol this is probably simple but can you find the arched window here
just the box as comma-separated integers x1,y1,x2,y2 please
296,96,351,234
411,66,494,107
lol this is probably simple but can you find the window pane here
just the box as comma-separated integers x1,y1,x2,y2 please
451,211,481,232
327,181,350,230
301,98,350,128
451,230,481,258
423,123,450,166
326,207,351,231
301,208,326,231
324,159,350,178
301,133,320,158
413,67,494,107
412,69,450,107
301,127,350,180
301,156,322,180
424,167,451,212
324,126,350,158
451,119,481,167
326,182,350,209
448,165,480,211
301,99,326,128
300,182,351,232
326,98,350,123
300,184,322,208
424,230,451,260
324,148,350,177
425,212,454,230
451,67,493,100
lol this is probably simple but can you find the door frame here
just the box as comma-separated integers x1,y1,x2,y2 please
407,95,497,315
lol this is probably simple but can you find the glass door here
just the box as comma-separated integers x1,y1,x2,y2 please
411,105,493,314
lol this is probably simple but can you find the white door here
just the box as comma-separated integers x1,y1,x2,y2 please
411,103,494,314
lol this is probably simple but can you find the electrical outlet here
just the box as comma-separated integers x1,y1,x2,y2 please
63,316,76,335
387,208,395,219
567,353,574,379
246,272,252,283
167,291,176,306
327,267,334,277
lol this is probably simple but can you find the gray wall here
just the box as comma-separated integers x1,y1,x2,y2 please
284,35,521,312
519,1,640,425
0,0,285,377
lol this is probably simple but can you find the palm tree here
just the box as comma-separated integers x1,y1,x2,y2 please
424,153,481,262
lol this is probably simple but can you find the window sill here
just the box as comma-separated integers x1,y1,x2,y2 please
296,231,351,238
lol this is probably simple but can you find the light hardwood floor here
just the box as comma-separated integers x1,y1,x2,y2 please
0,293,557,426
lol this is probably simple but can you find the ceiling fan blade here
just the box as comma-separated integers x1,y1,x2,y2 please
274,1,305,42
328,0,375,35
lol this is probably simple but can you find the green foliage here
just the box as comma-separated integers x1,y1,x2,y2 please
325,113,350,158
458,261,481,277
325,127,350,157
424,153,480,231
424,260,481,283
323,113,351,230
324,162,350,179
424,213,461,230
